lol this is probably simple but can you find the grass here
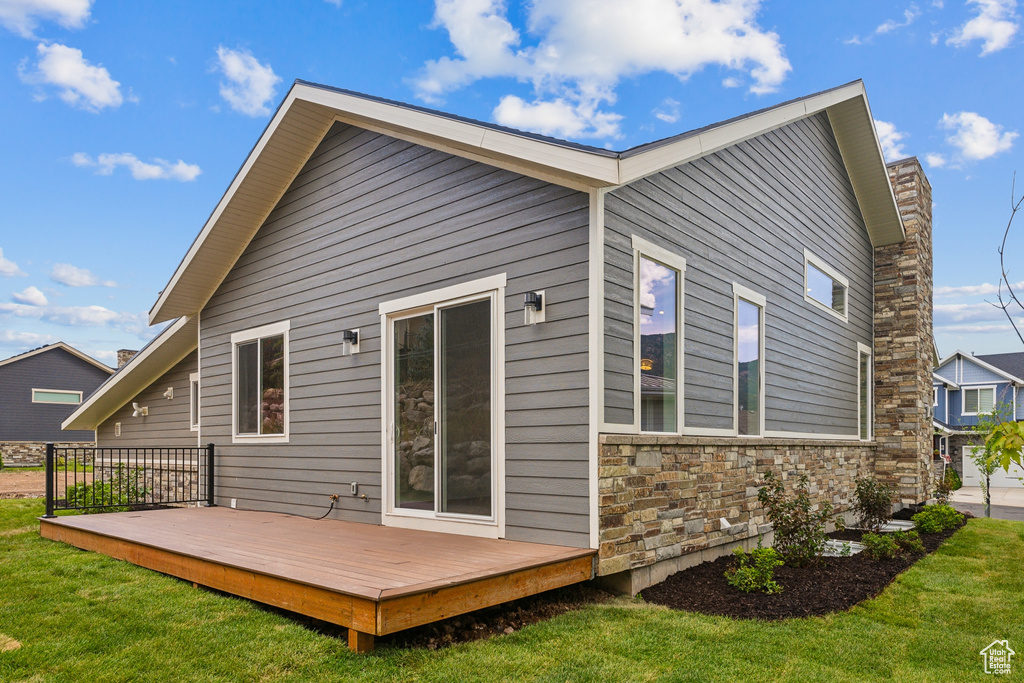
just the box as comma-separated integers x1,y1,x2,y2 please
1,499,1022,682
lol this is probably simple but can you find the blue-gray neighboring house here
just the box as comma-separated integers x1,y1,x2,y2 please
0,343,113,466
933,350,1024,487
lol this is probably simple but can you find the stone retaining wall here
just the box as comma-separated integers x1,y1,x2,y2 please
0,441,95,467
598,434,876,593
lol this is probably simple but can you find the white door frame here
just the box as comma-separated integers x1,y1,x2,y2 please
379,274,506,538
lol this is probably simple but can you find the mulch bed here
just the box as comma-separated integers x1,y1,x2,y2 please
641,516,969,620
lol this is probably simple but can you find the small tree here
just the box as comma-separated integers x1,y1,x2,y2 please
970,402,1013,517
757,471,839,566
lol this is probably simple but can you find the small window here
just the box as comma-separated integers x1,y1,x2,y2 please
734,283,765,437
963,387,995,416
32,389,82,404
232,321,289,441
114,422,121,437
858,344,872,440
933,387,939,407
804,250,848,321
189,372,200,432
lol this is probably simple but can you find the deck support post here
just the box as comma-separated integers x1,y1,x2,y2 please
43,443,55,518
348,629,374,653
205,443,216,507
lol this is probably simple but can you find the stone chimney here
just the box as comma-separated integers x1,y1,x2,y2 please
117,349,139,368
873,158,934,504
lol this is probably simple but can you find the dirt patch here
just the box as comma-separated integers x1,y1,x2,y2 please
641,520,967,620
0,469,91,499
0,634,22,652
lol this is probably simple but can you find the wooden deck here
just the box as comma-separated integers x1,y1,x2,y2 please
39,507,595,652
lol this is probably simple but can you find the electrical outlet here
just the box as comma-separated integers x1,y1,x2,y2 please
230,498,237,509
350,481,358,496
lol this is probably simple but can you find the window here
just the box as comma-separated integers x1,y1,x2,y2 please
933,386,939,407
231,321,289,441
632,236,685,434
114,422,121,437
734,283,765,437
963,387,995,416
32,389,82,404
189,372,200,432
858,343,872,441
804,250,848,321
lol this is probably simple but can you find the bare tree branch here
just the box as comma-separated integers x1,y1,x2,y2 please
993,173,1024,345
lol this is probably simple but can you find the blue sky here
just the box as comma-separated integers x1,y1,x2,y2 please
0,0,1021,365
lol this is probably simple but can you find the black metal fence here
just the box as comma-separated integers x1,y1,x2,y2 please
44,443,214,517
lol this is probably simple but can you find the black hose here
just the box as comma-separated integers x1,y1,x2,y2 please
314,499,336,520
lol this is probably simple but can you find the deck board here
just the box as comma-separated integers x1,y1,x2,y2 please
39,507,595,648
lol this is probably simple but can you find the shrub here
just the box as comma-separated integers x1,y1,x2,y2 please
893,530,925,554
724,543,783,594
758,471,838,566
912,504,964,533
861,532,899,560
852,476,896,531
945,467,962,491
65,465,149,514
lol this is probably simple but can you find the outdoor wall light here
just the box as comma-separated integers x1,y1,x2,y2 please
524,291,545,325
132,402,149,418
163,387,174,400
341,329,360,356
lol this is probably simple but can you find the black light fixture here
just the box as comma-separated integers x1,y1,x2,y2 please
342,329,359,356
524,291,544,325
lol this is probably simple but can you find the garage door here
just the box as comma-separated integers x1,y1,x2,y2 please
962,446,1024,487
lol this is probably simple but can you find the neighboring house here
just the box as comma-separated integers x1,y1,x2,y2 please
0,343,114,466
933,350,1024,488
64,79,935,593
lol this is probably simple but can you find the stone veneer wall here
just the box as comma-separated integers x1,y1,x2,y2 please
874,158,935,503
598,435,875,592
0,441,95,467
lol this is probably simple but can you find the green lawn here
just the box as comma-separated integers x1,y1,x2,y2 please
1,499,1022,683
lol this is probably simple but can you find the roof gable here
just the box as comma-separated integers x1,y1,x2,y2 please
0,342,113,374
149,79,904,324
936,350,1024,386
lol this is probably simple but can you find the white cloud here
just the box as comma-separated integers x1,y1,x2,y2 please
925,152,947,167
324,0,342,5
874,119,908,160
215,46,281,117
934,301,1010,323
0,329,56,346
721,76,742,88
50,263,116,288
639,257,674,310
935,322,1024,333
947,0,1018,54
19,42,124,112
493,95,622,138
0,248,26,277
877,5,922,33
935,280,1024,296
415,0,790,140
11,285,47,306
0,301,139,327
940,111,1017,161
72,152,201,181
0,0,91,38
653,97,680,124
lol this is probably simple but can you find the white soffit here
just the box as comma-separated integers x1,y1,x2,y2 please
148,80,905,324
62,316,198,431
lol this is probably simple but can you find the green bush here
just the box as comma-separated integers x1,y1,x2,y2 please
912,504,964,533
758,471,838,566
65,465,149,514
893,530,926,554
724,543,783,594
945,467,962,491
851,476,896,531
861,532,899,560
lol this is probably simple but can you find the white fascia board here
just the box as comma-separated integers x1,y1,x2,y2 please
62,317,197,431
933,372,960,389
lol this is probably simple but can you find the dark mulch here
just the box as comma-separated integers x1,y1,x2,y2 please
641,518,969,621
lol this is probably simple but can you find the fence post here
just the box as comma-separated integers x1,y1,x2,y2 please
44,443,55,518
206,443,215,507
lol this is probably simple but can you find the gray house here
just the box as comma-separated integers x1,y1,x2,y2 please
64,79,935,592
1,343,113,466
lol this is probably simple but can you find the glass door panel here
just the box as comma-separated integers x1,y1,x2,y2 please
394,312,435,511
439,299,492,517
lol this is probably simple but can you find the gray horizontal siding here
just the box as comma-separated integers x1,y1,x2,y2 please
604,112,874,435
0,347,111,442
97,351,198,448
200,122,591,547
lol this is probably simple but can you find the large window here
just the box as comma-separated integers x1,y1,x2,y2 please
804,249,848,321
633,236,685,434
232,321,288,441
858,343,872,440
734,284,765,437
32,389,82,404
963,387,995,416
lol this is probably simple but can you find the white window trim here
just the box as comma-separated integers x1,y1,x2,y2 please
732,283,766,438
631,235,686,435
933,386,939,407
961,385,997,417
189,372,200,432
803,249,849,322
857,342,872,441
230,320,290,444
32,388,83,405
379,279,506,539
